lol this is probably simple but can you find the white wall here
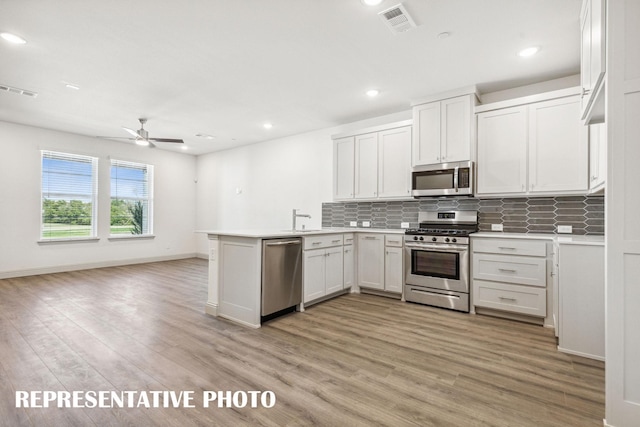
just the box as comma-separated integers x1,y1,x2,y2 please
0,121,198,278
195,110,411,255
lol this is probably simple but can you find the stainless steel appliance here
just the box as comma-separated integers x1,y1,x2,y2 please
404,211,478,312
411,160,474,197
261,238,302,318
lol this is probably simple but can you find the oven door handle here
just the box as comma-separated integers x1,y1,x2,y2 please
405,244,468,252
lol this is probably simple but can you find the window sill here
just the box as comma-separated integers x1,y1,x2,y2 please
108,234,156,241
38,237,100,245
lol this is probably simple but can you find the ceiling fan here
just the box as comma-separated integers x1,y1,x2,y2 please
107,118,184,147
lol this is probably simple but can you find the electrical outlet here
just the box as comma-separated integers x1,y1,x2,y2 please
362,221,371,228
349,221,357,227
400,222,410,229
491,224,504,231
558,225,573,234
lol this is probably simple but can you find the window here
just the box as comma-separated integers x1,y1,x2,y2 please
110,159,153,236
41,150,98,240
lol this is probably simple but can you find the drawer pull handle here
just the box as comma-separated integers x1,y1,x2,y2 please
498,296,517,302
332,240,341,243
365,236,377,240
312,242,321,245
388,240,400,244
498,268,517,273
498,247,516,250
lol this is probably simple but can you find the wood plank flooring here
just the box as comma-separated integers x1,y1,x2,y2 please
0,258,604,426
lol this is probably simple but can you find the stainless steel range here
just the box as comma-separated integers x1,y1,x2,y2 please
404,211,478,313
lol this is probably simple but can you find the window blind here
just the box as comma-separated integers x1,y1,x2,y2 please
110,159,153,235
41,150,98,239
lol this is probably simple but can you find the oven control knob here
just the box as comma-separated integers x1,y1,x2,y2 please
419,236,424,241
431,237,437,242
452,238,457,243
413,236,418,241
444,238,450,243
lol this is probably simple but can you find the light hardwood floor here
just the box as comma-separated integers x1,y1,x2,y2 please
0,258,604,426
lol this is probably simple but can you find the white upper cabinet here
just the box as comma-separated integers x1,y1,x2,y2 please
589,122,606,193
477,106,528,194
377,126,412,199
354,133,379,199
476,91,588,197
580,0,606,123
333,136,355,199
528,97,588,193
412,94,473,166
333,120,412,201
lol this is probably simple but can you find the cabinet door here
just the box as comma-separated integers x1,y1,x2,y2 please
343,245,354,289
325,246,344,295
303,250,326,303
476,106,528,194
558,244,605,359
384,246,403,293
354,133,379,199
357,234,385,290
378,126,412,198
529,97,588,193
412,102,441,166
589,122,606,190
580,0,592,113
441,95,471,163
333,136,355,199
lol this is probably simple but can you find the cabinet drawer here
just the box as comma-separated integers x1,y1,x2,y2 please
472,238,547,257
343,233,355,246
385,234,404,247
473,280,546,317
473,254,546,287
303,234,343,250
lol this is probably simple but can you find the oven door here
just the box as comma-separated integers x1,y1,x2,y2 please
404,243,469,293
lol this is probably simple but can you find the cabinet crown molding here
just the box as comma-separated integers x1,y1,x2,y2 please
411,86,479,106
331,119,412,140
475,87,582,113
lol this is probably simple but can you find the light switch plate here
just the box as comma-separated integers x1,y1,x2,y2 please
349,221,357,227
558,225,573,234
400,222,410,229
362,221,371,227
491,224,504,231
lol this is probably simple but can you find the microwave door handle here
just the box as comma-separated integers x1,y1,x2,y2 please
453,166,459,192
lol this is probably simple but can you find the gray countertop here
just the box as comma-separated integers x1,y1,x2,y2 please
196,227,405,239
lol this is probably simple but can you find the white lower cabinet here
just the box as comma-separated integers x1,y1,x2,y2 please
557,242,604,360
472,237,550,322
303,234,345,304
343,244,354,289
357,233,403,294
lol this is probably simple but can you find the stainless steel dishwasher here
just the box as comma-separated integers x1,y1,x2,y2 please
261,238,302,319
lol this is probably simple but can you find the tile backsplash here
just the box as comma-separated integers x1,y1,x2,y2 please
322,196,604,235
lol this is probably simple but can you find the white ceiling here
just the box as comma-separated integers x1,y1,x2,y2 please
0,0,581,155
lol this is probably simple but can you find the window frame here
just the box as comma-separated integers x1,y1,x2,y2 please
109,158,154,237
40,150,99,242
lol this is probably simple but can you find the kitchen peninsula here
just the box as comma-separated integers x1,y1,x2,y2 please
201,228,404,328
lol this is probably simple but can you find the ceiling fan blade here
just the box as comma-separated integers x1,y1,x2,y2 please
148,138,184,143
122,126,140,138
97,136,135,140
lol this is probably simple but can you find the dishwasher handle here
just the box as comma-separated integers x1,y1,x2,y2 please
264,240,301,246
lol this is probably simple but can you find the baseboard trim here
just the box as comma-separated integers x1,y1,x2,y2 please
205,302,218,316
0,253,199,279
196,252,208,260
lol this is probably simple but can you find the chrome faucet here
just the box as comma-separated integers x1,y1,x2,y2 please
292,209,311,231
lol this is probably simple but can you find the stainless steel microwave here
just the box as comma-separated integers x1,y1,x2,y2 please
411,161,474,197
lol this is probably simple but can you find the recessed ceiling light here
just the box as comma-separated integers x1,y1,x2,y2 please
366,89,379,97
195,133,215,140
263,122,273,129
437,32,450,39
0,32,27,44
518,46,539,57
181,146,188,150
361,0,383,5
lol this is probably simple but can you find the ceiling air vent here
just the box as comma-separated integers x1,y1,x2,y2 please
0,84,38,98
378,3,416,34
